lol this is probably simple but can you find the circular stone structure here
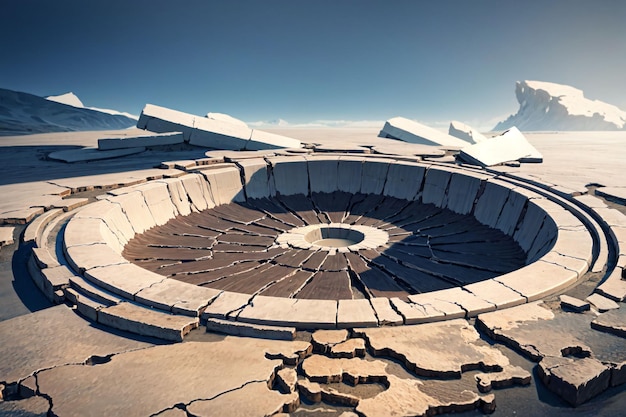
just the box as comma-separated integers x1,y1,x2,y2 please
59,155,598,331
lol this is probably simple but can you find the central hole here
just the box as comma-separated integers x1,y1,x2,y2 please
304,226,365,248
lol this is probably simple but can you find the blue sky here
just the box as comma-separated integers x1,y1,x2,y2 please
1,0,625,129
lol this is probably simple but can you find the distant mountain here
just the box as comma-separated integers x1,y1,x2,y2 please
0,88,137,136
46,92,139,120
495,81,626,131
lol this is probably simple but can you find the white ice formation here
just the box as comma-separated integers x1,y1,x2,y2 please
495,80,626,131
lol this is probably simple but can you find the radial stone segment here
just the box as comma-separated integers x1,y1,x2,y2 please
56,156,599,333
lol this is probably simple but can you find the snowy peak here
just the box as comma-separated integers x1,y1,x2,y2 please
495,80,626,131
46,92,84,108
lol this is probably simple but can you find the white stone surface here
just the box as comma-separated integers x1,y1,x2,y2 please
65,244,129,273
382,161,425,200
459,127,543,167
202,165,246,204
494,261,578,302
380,117,471,148
157,178,193,217
135,279,221,316
307,156,339,193
360,159,390,194
237,296,337,329
421,167,453,207
445,172,483,215
48,147,146,163
85,263,165,300
133,182,178,226
180,173,215,212
247,129,302,150
337,299,378,328
237,159,271,199
106,191,157,234
336,157,364,193
0,226,15,247
98,132,184,150
268,156,309,196
473,180,512,228
463,280,527,310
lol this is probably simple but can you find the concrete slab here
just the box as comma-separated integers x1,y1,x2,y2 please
495,187,527,236
247,129,302,150
586,293,620,312
463,279,528,310
560,295,590,312
380,117,470,148
106,191,157,234
180,173,215,212
133,182,178,226
596,268,626,302
202,165,245,204
75,199,136,244
84,263,164,299
410,287,496,317
201,291,251,320
382,161,425,200
448,120,487,143
135,279,221,316
0,226,15,247
48,146,146,163
307,157,339,193
595,187,626,205
237,158,271,199
494,261,578,302
237,296,337,329
459,127,543,166
360,159,390,194
336,157,364,193
473,181,512,228
369,297,404,325
421,167,452,207
337,299,378,328
445,173,482,215
206,317,296,340
98,132,184,150
268,156,309,196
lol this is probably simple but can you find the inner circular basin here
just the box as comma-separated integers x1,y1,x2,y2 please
122,191,531,301
304,227,365,248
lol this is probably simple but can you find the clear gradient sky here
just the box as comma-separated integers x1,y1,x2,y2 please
1,0,625,129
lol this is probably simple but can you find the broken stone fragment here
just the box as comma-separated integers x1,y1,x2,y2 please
559,295,590,312
537,356,612,406
475,365,532,392
276,367,298,393
330,338,367,359
586,293,620,312
591,308,626,338
311,329,349,353
301,355,388,385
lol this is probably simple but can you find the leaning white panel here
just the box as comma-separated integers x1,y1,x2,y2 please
459,127,543,166
380,117,471,148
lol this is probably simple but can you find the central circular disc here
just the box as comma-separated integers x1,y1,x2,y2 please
307,226,364,247
276,223,389,251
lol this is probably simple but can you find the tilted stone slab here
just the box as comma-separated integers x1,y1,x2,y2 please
206,318,296,340
591,307,626,337
0,226,15,247
383,161,425,201
98,132,184,150
137,104,196,139
494,261,578,302
237,159,271,199
473,180,512,229
336,157,364,193
421,167,453,207
459,127,543,166
188,115,252,149
380,117,471,148
40,265,74,300
98,302,199,342
337,299,378,328
268,156,309,196
596,268,626,302
307,157,339,193
69,274,124,306
32,246,60,269
64,217,119,250
237,296,337,329
513,200,548,252
586,293,619,312
201,291,251,320
360,159,390,195
22,208,63,245
65,243,129,273
448,120,487,143
247,129,301,150
135,279,221,316
495,187,527,236
202,165,245,204
84,263,164,300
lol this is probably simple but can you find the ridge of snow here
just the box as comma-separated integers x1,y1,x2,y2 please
46,92,84,108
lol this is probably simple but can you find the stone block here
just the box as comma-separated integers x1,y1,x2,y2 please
388,297,447,324
201,291,251,320
98,302,199,342
537,356,611,406
247,129,301,150
237,159,271,199
513,200,548,252
237,296,337,329
268,156,309,196
75,199,136,245
336,157,364,193
448,120,487,143
65,243,129,274
156,178,192,217
180,173,215,212
137,104,196,139
445,173,483,215
586,293,620,312
559,295,590,312
473,181,512,228
380,117,470,148
495,189,527,236
463,280,527,310
98,132,184,150
494,261,578,302
596,268,626,302
84,263,164,300
411,287,496,317
133,182,178,226
421,167,452,207
69,274,123,306
32,247,60,269
188,116,251,150
202,165,245,204
135,279,221,316
0,226,15,247
22,208,63,245
369,297,404,325
206,318,295,340
307,157,338,193
64,217,123,253
337,299,378,328
360,159,390,195
459,127,543,166
382,161,425,201
108,191,157,234
40,265,73,300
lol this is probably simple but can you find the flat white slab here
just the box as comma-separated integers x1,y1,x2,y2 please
98,132,184,150
48,147,145,163
459,127,543,167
